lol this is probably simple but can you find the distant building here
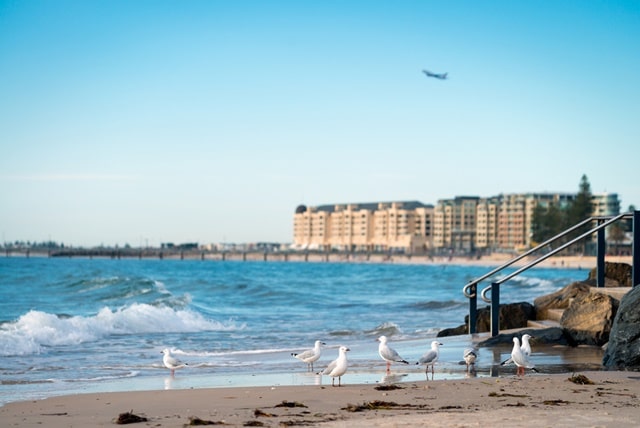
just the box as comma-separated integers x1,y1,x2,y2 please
592,193,620,217
293,192,622,254
293,201,434,253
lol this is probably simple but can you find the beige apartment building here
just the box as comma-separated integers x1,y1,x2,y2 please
293,201,433,253
292,193,621,254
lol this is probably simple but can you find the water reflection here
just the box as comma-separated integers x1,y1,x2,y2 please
379,372,409,384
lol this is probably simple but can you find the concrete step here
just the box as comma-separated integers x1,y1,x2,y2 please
590,286,630,301
546,308,565,322
527,319,561,329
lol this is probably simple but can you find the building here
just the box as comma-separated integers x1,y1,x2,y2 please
293,201,434,253
592,193,620,217
293,192,622,255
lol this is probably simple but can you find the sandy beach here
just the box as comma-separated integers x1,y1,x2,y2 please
2,370,638,427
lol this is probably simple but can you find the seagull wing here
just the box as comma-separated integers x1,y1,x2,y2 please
418,350,437,365
382,346,408,363
294,349,315,361
322,358,337,375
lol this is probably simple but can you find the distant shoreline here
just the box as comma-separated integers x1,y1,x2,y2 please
3,248,631,270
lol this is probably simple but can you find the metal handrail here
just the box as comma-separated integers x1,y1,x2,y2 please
479,212,629,302
464,211,638,337
462,216,596,298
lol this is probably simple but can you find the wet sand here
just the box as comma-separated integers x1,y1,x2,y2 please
2,370,638,427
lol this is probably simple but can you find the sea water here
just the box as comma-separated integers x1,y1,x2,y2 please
0,256,591,405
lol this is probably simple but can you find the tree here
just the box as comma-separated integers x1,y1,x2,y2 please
566,174,594,254
530,175,596,255
568,174,593,226
531,202,566,245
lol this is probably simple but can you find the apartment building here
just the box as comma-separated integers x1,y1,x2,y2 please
592,193,620,217
292,193,621,254
293,201,433,253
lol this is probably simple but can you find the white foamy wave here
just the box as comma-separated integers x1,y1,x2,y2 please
0,304,244,356
509,276,554,288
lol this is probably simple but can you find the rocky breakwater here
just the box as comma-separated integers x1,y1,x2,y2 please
440,262,639,370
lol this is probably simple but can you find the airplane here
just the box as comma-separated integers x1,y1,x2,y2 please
422,69,448,80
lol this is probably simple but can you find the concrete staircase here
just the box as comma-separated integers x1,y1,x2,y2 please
527,287,631,330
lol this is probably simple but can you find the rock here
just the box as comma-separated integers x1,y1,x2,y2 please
474,302,535,333
602,284,640,369
561,292,618,346
587,262,632,287
479,327,568,347
534,281,591,320
438,302,535,337
437,324,467,337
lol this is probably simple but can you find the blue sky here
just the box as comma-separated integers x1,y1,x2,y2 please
1,1,639,247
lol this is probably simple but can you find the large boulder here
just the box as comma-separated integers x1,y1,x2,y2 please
602,285,640,369
561,292,618,346
474,302,536,332
587,262,632,287
534,281,591,320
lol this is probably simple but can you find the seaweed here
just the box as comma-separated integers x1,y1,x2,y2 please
115,410,148,424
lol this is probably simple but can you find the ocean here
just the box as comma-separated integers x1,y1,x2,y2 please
0,256,594,405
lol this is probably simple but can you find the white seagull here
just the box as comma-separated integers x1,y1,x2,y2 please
463,347,478,373
509,336,537,376
291,340,325,371
378,336,409,373
161,348,188,376
321,346,350,387
501,334,533,367
417,341,443,379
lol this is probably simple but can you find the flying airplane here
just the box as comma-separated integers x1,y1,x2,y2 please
422,69,448,80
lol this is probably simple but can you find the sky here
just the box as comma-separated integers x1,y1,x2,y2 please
1,1,639,247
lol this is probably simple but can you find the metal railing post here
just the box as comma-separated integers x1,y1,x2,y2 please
634,210,640,287
491,282,500,337
597,219,605,287
468,283,477,334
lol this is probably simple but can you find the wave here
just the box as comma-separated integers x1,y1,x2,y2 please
411,300,466,310
364,322,403,337
0,303,245,356
66,371,140,383
507,275,554,288
65,276,183,306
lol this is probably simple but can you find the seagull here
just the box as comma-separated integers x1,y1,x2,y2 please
161,348,187,376
463,347,478,373
416,341,443,380
509,336,537,376
291,340,325,371
521,333,533,357
378,336,409,373
501,334,533,367
321,346,350,387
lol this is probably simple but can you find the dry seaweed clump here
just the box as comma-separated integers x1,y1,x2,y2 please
274,401,308,408
115,410,148,424
342,400,427,412
374,384,404,391
187,416,230,425
568,373,595,385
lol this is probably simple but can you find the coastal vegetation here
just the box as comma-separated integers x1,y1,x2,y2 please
531,174,634,254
